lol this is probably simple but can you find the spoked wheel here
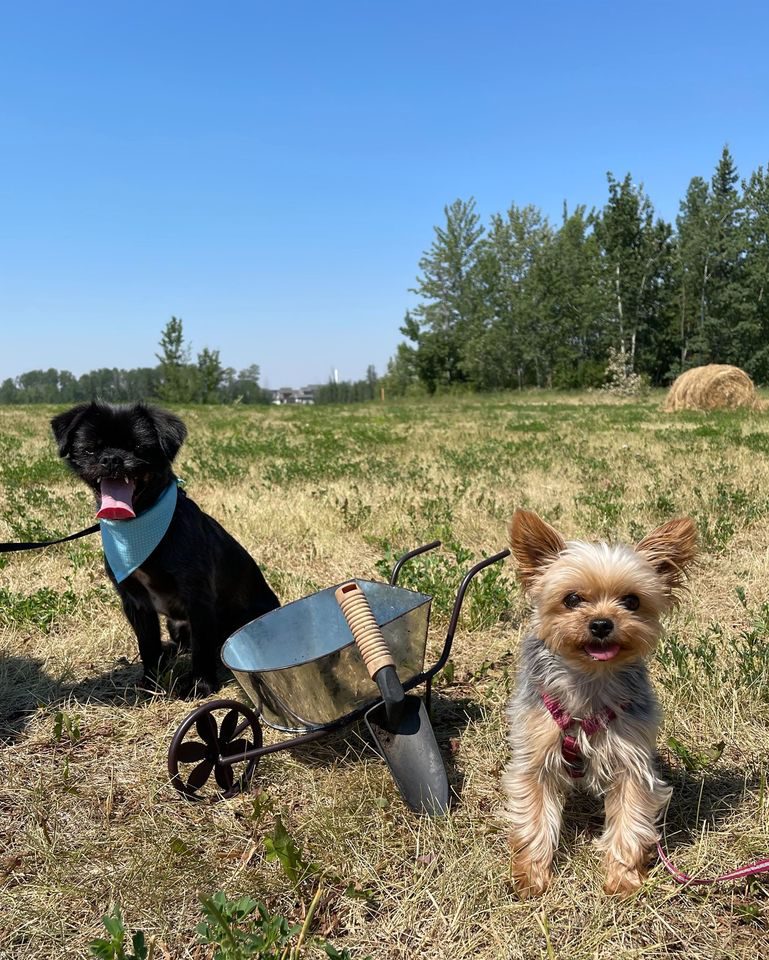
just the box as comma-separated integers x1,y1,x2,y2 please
168,699,262,800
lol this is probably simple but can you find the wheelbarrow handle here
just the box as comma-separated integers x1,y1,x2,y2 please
389,540,442,586
432,548,512,675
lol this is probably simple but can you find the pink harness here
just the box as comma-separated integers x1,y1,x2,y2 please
540,690,617,779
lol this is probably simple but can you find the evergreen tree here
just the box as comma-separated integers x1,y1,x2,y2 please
742,163,769,379
676,175,711,367
7,150,769,404
315,366,379,403
399,309,448,394
197,347,224,403
470,205,550,389
635,217,679,384
123,367,161,401
228,365,267,403
0,378,18,403
675,148,746,368
365,364,378,400
410,198,485,390
594,174,672,373
1,327,262,403
381,338,419,396
16,368,59,401
529,205,607,387
58,370,78,402
156,316,196,403
707,146,747,363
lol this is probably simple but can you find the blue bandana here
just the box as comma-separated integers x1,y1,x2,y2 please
100,480,178,583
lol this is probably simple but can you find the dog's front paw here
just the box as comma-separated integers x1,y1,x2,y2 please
603,857,646,897
511,856,552,898
176,674,220,700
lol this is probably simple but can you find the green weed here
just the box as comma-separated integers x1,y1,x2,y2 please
247,789,276,827
53,709,82,744
197,893,299,960
90,895,367,960
89,906,149,960
645,483,678,521
574,481,626,536
375,542,511,629
657,594,769,696
0,585,78,632
667,735,725,772
0,454,65,488
738,431,769,456
263,815,319,891
692,481,769,551
505,419,549,433
0,487,66,542
335,485,372,531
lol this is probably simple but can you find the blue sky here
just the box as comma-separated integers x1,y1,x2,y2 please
1,1,768,389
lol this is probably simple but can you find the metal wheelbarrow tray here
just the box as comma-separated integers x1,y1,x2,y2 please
167,541,509,814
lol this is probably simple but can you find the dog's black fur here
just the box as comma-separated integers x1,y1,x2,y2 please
51,401,280,696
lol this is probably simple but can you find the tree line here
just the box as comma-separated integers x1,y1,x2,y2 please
385,146,769,392
1,318,271,405
2,317,381,405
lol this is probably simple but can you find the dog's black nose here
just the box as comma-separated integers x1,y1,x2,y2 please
589,618,614,639
99,453,123,475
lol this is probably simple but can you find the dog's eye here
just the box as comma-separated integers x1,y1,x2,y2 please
620,594,640,611
563,593,583,609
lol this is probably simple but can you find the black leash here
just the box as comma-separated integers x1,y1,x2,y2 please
0,524,100,554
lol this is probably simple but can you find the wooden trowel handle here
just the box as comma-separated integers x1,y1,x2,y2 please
336,581,405,726
335,581,395,678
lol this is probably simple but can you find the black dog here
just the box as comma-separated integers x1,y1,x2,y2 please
51,401,280,696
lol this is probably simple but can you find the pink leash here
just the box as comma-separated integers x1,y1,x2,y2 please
656,839,769,886
541,691,769,886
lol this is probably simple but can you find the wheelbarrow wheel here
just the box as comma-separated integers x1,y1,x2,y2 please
168,699,262,801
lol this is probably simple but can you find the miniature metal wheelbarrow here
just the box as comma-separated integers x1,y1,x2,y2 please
167,542,510,814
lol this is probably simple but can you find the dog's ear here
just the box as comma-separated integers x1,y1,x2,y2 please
636,518,697,597
142,405,187,461
509,509,566,589
50,403,95,457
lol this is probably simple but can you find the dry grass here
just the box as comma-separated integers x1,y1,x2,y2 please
1,393,769,959
665,365,760,413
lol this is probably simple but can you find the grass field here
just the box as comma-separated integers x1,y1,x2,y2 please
1,392,768,959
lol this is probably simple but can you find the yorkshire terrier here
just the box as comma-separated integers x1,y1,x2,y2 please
502,509,697,897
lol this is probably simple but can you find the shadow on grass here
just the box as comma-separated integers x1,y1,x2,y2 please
0,654,60,744
556,755,759,858
0,638,271,746
0,652,169,745
656,757,763,854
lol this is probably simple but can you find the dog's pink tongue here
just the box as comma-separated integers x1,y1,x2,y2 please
586,642,620,661
97,478,136,520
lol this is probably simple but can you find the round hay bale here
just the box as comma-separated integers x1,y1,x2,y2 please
665,364,759,412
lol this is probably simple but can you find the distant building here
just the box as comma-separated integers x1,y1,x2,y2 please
271,384,320,405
